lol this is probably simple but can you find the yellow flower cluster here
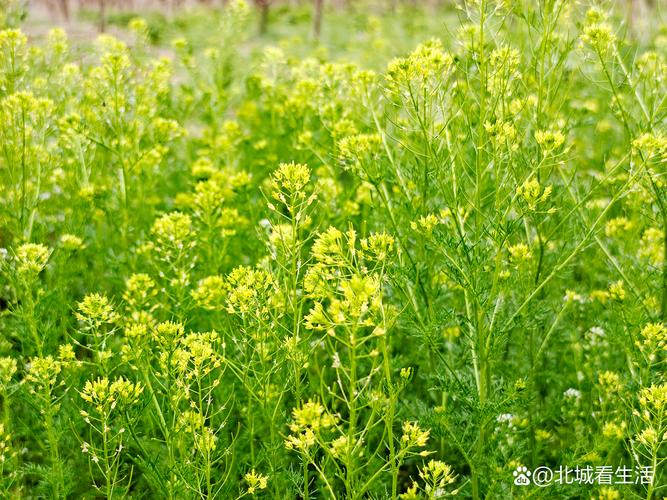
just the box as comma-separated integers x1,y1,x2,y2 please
191,275,226,310
176,409,218,453
581,10,616,52
224,266,276,315
285,400,336,450
517,177,552,211
271,162,311,199
534,129,565,153
386,39,453,89
305,274,382,331
484,120,518,150
411,214,440,236
80,376,143,410
25,355,62,390
151,212,194,249
636,323,667,362
123,273,158,310
638,228,664,266
400,421,431,448
59,234,85,251
418,459,457,496
604,217,633,238
508,243,531,263
338,133,383,175
14,243,50,276
244,469,269,494
360,232,395,262
75,293,118,325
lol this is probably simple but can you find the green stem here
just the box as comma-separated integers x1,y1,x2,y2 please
44,397,64,499
381,331,398,498
346,331,358,498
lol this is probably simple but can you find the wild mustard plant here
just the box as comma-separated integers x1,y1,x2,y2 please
0,1,666,497
24,351,75,498
79,376,143,498
2,243,51,355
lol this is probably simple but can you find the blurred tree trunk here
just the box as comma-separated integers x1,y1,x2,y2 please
313,0,323,39
58,0,70,21
99,0,106,32
255,0,270,35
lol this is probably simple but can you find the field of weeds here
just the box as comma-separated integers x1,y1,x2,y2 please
0,0,665,498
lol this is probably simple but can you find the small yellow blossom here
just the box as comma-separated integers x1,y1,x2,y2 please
508,243,531,262
411,214,439,235
244,469,268,494
59,234,85,251
14,243,50,276
517,177,552,211
535,129,565,152
604,217,633,237
75,293,118,325
401,421,430,447
608,280,625,301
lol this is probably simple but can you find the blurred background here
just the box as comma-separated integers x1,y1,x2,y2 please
4,0,665,44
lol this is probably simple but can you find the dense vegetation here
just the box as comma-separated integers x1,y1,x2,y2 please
0,0,665,498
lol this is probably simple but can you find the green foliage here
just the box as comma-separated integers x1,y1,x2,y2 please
0,0,665,498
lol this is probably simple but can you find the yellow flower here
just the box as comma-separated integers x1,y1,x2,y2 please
604,217,633,237
0,358,17,388
75,293,118,324
285,428,316,450
582,21,616,52
484,120,518,149
608,280,625,301
338,133,382,173
289,400,335,432
151,212,193,247
80,376,143,408
152,321,185,346
639,228,664,266
508,243,531,263
636,323,667,360
598,371,622,393
633,132,667,158
589,290,610,304
639,384,667,412
517,177,552,211
636,427,659,447
26,356,61,389
0,29,27,59
14,243,50,276
534,129,565,152
312,226,344,265
594,487,621,500
190,157,218,178
123,273,157,308
271,162,311,198
59,234,85,251
58,344,77,363
224,266,275,315
399,482,419,500
601,421,625,439
386,39,453,87
244,469,268,494
401,421,430,448
128,17,148,36
411,214,439,235
419,459,457,491
191,275,226,310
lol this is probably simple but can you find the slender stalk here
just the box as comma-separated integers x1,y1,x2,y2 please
345,332,358,498
44,399,64,499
